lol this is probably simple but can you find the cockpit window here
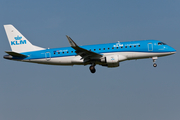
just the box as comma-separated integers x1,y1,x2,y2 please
158,42,166,45
158,42,162,45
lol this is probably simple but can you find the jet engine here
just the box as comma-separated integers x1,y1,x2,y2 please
100,55,119,67
100,55,127,67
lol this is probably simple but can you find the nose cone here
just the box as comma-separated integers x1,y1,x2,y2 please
169,46,176,54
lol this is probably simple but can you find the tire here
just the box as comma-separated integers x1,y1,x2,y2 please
153,63,157,67
89,66,96,73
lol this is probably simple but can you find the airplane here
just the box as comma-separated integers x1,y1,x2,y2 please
3,24,176,73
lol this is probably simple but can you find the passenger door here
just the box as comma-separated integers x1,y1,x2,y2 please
148,43,153,51
45,52,51,61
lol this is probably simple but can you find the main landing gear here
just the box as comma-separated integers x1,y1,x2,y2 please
152,57,158,67
89,63,96,73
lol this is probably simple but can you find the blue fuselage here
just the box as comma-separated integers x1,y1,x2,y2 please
21,40,176,61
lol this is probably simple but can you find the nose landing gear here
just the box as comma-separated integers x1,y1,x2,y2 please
89,63,96,73
152,57,158,67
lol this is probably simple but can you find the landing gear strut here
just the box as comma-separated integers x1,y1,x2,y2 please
152,57,158,67
89,63,96,73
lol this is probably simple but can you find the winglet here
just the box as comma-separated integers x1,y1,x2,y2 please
66,35,78,47
65,35,102,59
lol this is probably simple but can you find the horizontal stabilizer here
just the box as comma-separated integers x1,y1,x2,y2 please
5,51,27,57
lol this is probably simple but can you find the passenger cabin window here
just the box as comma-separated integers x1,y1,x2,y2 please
103,48,105,50
125,46,127,48
138,45,140,47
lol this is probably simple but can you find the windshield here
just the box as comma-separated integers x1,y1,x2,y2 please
158,42,166,45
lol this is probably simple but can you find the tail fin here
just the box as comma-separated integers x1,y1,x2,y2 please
4,24,45,53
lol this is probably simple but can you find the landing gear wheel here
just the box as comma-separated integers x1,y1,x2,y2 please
152,57,158,68
89,66,96,73
153,63,157,67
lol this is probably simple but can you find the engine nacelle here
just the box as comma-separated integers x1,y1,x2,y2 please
107,62,119,67
100,55,119,67
106,55,119,63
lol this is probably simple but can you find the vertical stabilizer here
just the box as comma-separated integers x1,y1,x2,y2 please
4,24,45,53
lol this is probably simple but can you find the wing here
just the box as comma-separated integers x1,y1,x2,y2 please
66,35,102,60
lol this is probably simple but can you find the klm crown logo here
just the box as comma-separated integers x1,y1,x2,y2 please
111,57,115,61
113,41,123,47
11,35,26,45
14,35,22,40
